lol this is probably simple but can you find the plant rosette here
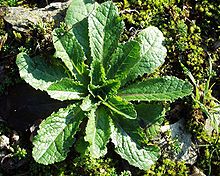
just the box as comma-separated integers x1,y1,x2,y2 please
16,0,193,170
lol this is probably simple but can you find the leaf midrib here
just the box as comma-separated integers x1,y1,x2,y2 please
118,90,190,100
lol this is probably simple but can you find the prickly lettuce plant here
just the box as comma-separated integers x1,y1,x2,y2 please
16,0,192,170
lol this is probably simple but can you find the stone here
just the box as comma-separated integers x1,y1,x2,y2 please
4,1,71,32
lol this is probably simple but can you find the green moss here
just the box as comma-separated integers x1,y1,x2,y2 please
144,159,190,176
71,156,117,176
30,154,119,176
0,0,23,7
195,131,220,175
186,107,220,176
114,0,219,81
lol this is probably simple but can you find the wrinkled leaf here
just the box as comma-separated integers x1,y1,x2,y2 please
16,52,68,91
110,121,160,170
118,76,193,102
88,1,124,65
65,0,98,59
110,113,143,146
107,40,141,81
126,26,166,82
47,78,87,101
85,106,111,158
53,28,88,83
65,0,97,27
32,104,85,165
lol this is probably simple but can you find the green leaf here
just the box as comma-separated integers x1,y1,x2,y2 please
53,28,88,83
16,52,68,91
65,0,98,60
47,78,87,101
80,95,96,112
88,1,124,65
84,106,111,158
32,104,85,165
110,103,165,145
135,103,165,140
136,103,164,126
72,20,91,60
110,121,160,170
89,79,121,99
101,79,121,97
110,113,144,145
103,96,137,119
126,26,167,82
118,76,193,102
75,137,90,155
89,60,106,86
107,40,141,81
65,0,97,27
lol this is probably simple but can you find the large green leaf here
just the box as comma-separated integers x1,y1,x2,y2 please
107,40,141,81
84,106,111,158
110,121,160,170
103,96,137,119
32,104,85,165
72,20,91,61
126,26,167,82
53,28,88,83
110,113,144,146
118,76,193,102
65,0,97,27
47,78,87,101
88,1,124,65
111,103,165,145
65,0,98,60
16,52,68,91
